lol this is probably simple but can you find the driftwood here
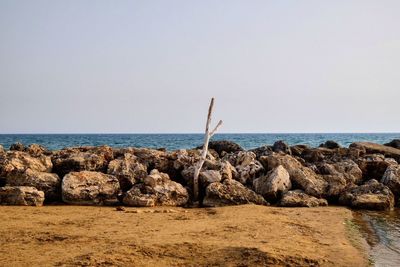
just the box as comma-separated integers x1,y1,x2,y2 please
193,98,223,201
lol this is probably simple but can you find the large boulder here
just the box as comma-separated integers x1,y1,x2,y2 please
223,151,264,185
252,165,291,202
381,164,400,196
52,146,114,177
272,140,291,155
1,151,52,175
290,145,310,157
260,153,328,197
356,154,397,181
9,142,26,151
62,171,120,205
249,146,273,159
26,144,50,156
319,140,341,149
0,186,44,206
202,179,268,207
350,142,400,161
279,190,328,207
122,170,189,207
199,140,243,156
385,139,400,149
107,153,147,192
339,179,395,210
5,169,61,202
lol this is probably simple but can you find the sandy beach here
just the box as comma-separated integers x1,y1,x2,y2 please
0,205,367,266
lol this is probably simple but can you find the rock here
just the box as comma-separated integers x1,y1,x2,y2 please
129,147,176,174
1,151,52,176
107,153,147,192
0,145,5,154
339,179,394,210
252,165,291,202
272,140,291,155
356,154,396,181
123,170,189,207
319,140,341,149
318,159,363,187
290,145,310,157
384,139,400,149
279,190,328,207
26,144,49,156
260,153,328,197
52,146,114,177
200,170,222,185
223,151,264,185
198,140,243,156
9,142,26,151
0,186,44,206
249,146,273,159
5,169,61,202
350,142,400,161
381,164,400,196
62,171,120,205
202,179,268,207
219,160,238,181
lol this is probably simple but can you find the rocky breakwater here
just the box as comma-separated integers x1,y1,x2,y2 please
0,140,400,210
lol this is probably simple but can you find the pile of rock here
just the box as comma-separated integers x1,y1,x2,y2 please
0,139,399,211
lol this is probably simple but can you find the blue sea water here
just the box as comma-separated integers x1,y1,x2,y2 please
0,133,399,151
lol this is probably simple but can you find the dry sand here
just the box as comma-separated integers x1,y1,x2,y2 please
0,205,367,266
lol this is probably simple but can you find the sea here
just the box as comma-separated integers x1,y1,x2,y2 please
1,132,400,265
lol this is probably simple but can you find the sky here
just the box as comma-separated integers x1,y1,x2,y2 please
0,0,399,133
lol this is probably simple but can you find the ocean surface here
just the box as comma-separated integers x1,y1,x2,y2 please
0,133,399,151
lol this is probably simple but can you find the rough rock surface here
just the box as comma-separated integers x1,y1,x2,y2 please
319,140,341,149
5,169,61,202
26,144,49,156
62,171,120,205
272,140,291,155
350,142,400,161
260,153,328,197
253,165,291,202
339,179,394,210
0,145,5,154
1,151,52,175
0,186,45,206
356,154,397,180
279,190,328,207
9,142,26,151
203,140,243,156
385,139,400,149
381,164,400,196
224,151,264,185
107,153,147,191
203,179,268,207
123,170,189,207
52,146,114,177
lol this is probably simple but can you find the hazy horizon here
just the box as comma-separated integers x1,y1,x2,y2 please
1,1,399,134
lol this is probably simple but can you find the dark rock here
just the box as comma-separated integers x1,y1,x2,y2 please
290,145,310,157
198,140,243,156
384,139,400,149
279,190,328,207
339,179,394,210
356,154,397,181
9,142,26,151
272,140,291,155
350,142,400,162
62,171,120,205
0,186,44,206
319,140,341,149
249,146,273,159
202,179,268,207
122,170,188,207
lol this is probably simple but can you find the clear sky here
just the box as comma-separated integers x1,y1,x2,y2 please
0,0,399,133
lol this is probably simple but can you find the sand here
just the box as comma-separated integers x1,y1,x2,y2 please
0,205,367,267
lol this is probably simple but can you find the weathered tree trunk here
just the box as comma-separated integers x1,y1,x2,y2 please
193,98,223,202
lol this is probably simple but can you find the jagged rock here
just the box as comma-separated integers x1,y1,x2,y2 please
260,153,327,197
107,153,147,191
0,186,44,206
290,145,310,157
385,139,400,149
350,142,400,161
199,140,243,156
52,146,114,177
272,140,291,155
0,145,5,154
381,164,400,196
62,171,120,205
356,154,397,181
26,144,49,156
223,151,264,185
1,151,52,176
249,146,273,159
219,160,238,180
128,147,179,175
339,179,394,210
279,190,328,207
200,170,222,185
9,142,26,151
253,165,291,202
202,179,268,207
319,140,341,149
6,169,61,202
122,170,188,207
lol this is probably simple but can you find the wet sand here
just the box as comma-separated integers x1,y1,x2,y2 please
0,205,367,266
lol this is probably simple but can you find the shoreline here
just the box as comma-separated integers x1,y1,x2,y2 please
0,205,368,266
